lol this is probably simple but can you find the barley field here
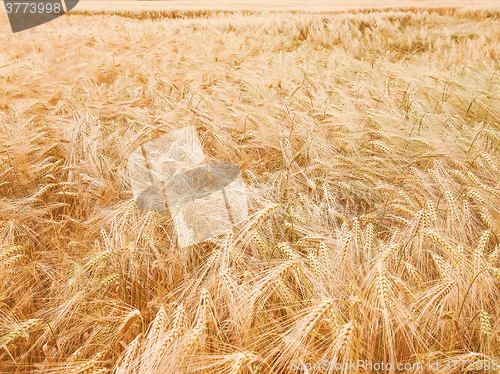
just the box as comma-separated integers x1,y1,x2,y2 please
1,3,500,373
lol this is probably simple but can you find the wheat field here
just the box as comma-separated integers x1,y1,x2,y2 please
1,3,500,373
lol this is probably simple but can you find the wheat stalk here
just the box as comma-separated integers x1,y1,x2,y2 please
228,351,256,374
473,230,490,272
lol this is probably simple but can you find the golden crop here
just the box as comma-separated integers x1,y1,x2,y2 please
1,4,500,373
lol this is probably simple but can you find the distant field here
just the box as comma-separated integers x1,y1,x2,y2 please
1,0,498,12
2,2,500,374
74,0,500,11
